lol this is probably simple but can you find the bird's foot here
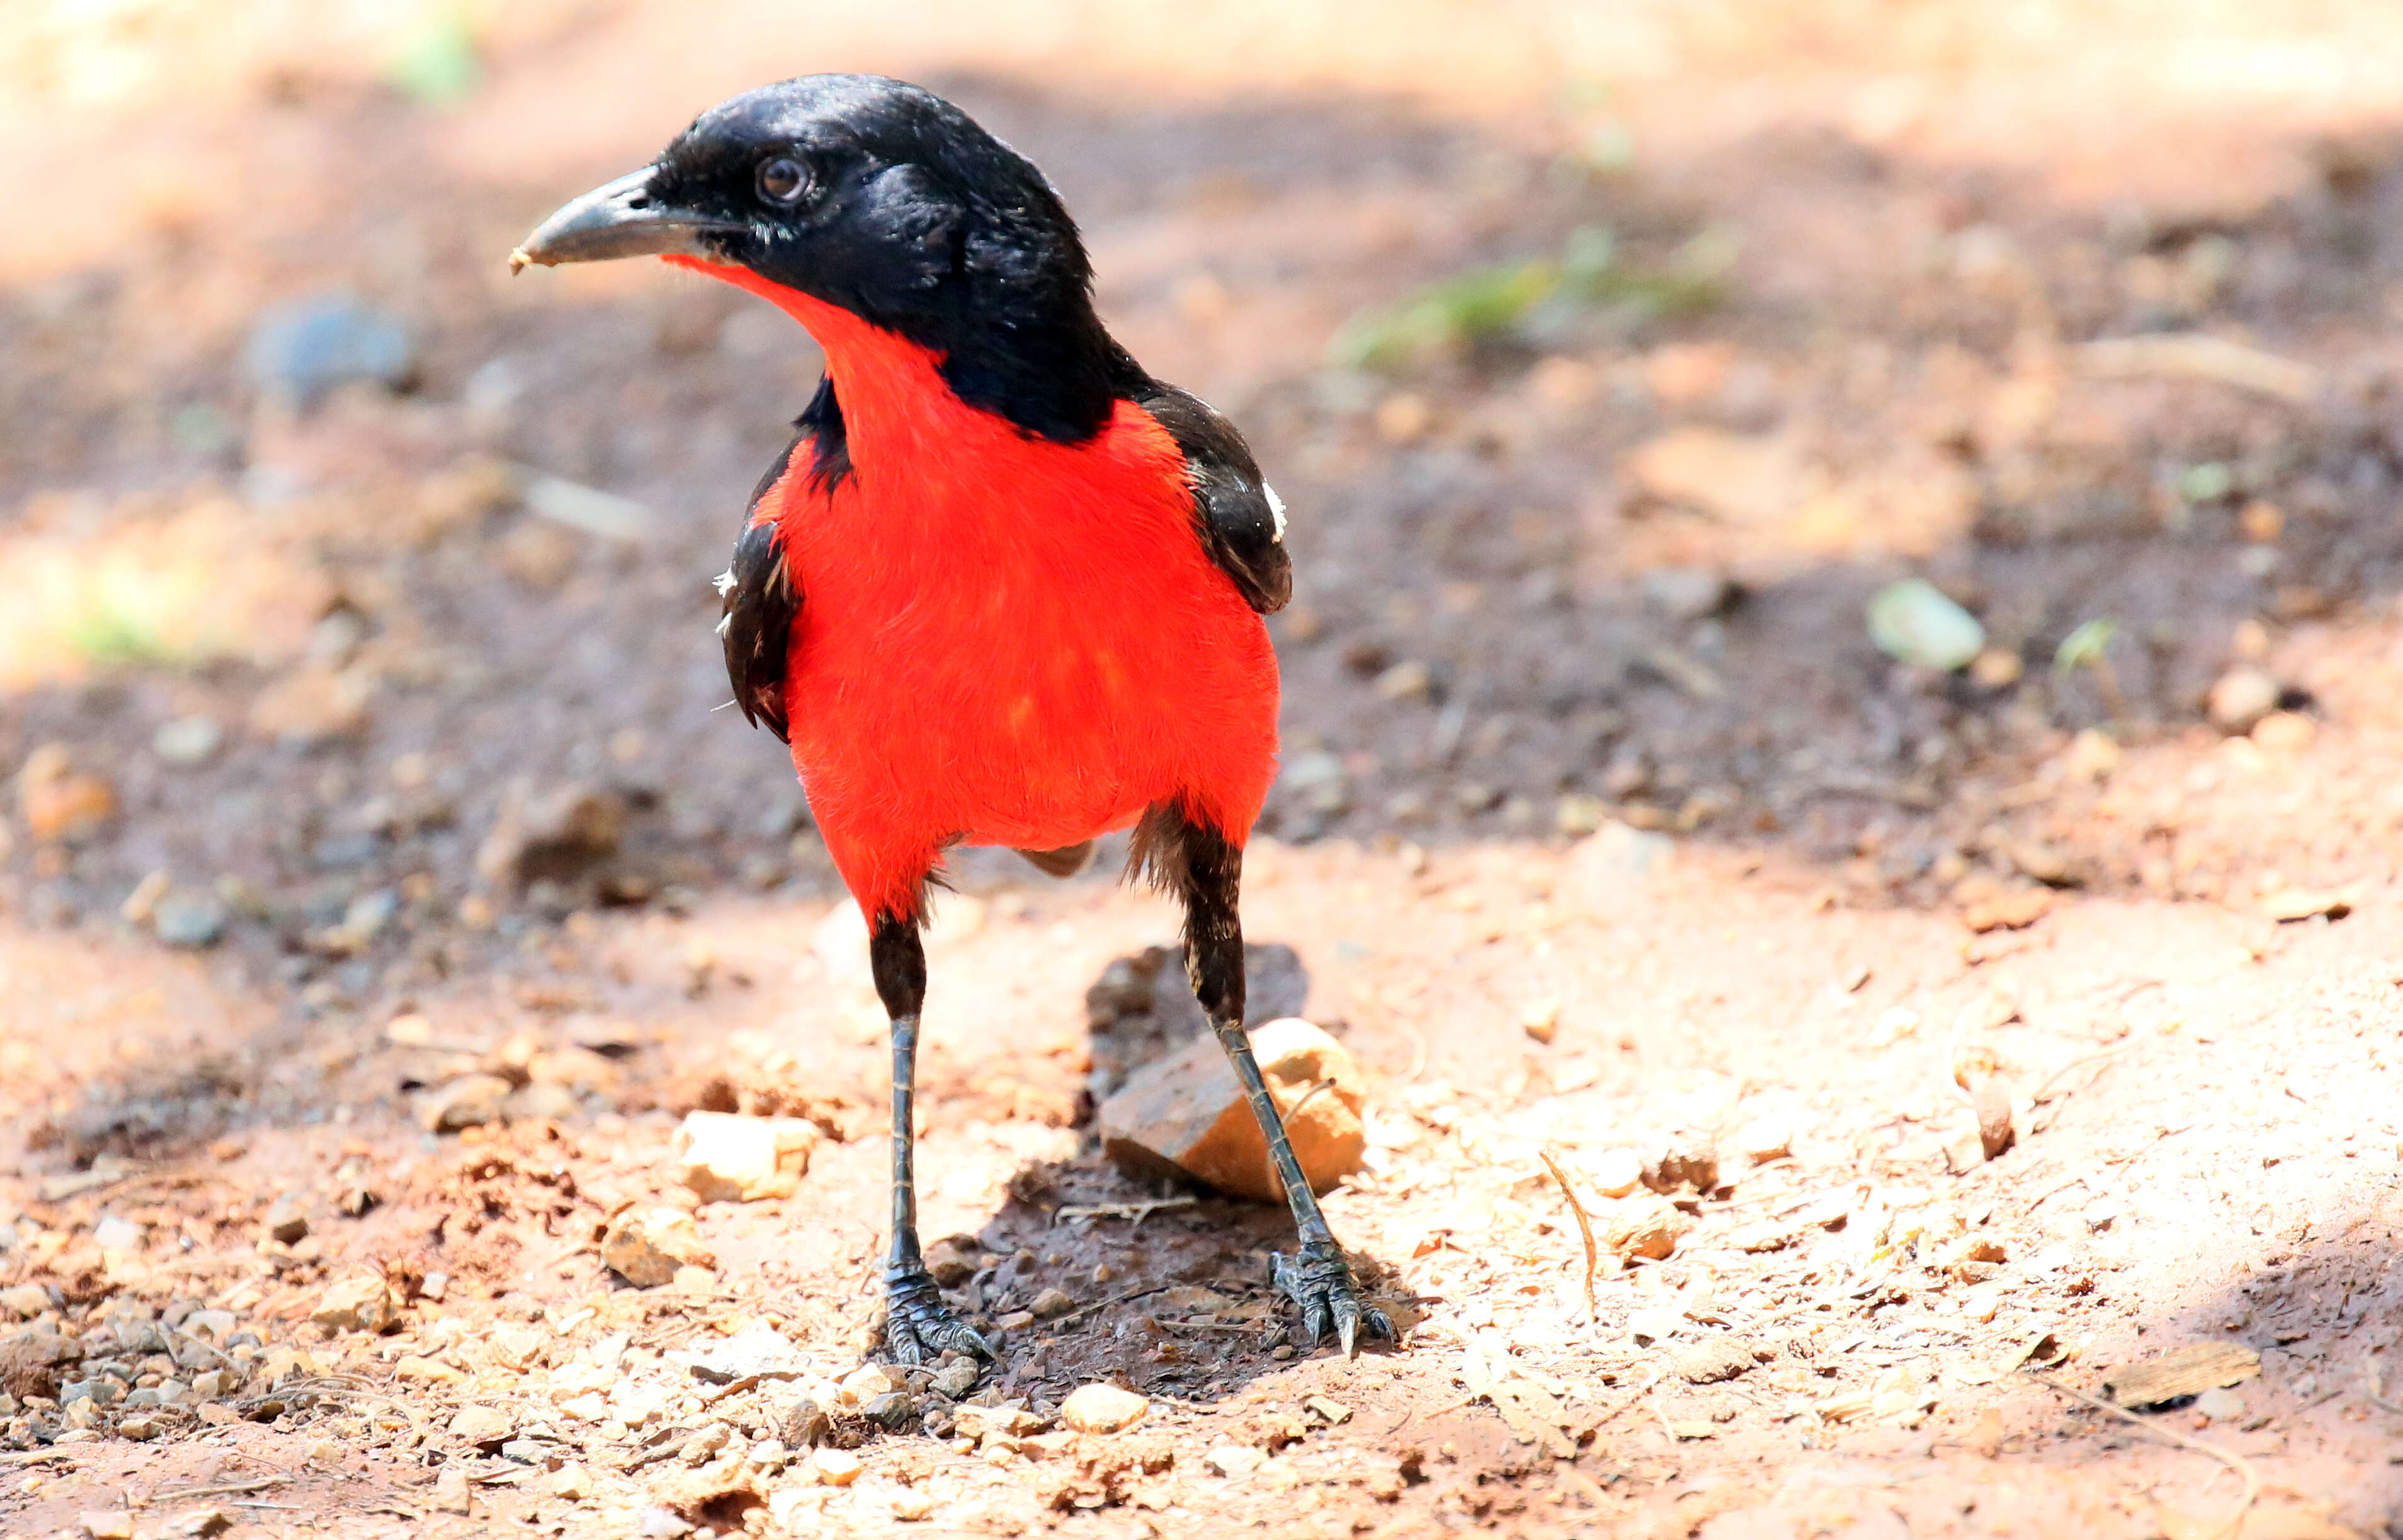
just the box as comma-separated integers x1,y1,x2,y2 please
882,1265,996,1366
1271,1242,1397,1359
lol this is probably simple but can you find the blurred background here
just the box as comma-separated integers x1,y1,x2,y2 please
8,3,2403,1528
11,0,2403,965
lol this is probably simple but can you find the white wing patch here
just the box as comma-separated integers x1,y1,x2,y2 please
1264,483,1288,541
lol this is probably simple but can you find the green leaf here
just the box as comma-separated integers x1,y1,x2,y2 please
2052,618,2118,675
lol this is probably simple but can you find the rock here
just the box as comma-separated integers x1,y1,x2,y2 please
0,1283,54,1318
93,1214,144,1253
18,745,116,844
1644,566,1736,622
152,892,230,949
602,1208,715,1288
2251,710,2314,752
263,1196,310,1245
863,1389,917,1429
311,1275,394,1333
1204,1444,1264,1478
244,293,412,404
2103,1344,2261,1410
889,1487,938,1521
1372,660,1433,701
671,1264,717,1294
1030,1287,1076,1320
1,1331,83,1399
838,1364,896,1406
2263,886,2353,924
1581,1148,1644,1198
671,1111,819,1203
1970,1076,2016,1161
475,781,627,890
1097,1017,1366,1202
2193,1386,2246,1422
249,665,373,745
547,1462,591,1500
2207,666,2282,734
153,715,225,766
1605,1197,1690,1262
635,1509,687,1539
1968,648,2023,688
1673,1338,1756,1384
1868,579,1985,671
1963,886,2054,934
1640,1130,1720,1193
1060,1383,1149,1434
924,1235,981,1286
418,1073,513,1133
431,1464,473,1515
1278,751,1350,817
813,1447,863,1486
931,1361,980,1399
450,1403,514,1446
77,1512,135,1540
1732,1115,1792,1164
683,1322,809,1384
169,1510,234,1538
1520,1001,1560,1045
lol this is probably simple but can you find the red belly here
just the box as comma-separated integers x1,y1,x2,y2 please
780,397,1279,916
677,258,1280,921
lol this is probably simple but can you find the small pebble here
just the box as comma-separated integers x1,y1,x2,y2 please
1060,1382,1148,1434
813,1446,862,1486
1029,1287,1075,1320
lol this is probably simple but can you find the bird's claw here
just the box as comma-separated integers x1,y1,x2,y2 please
882,1265,997,1366
1271,1243,1397,1358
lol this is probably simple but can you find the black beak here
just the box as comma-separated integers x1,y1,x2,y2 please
508,169,745,273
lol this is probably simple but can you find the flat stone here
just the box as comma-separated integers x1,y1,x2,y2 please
1060,1383,1149,1434
1640,1130,1719,1193
77,1512,135,1540
2207,665,2282,734
153,893,229,949
602,1208,715,1289
1605,1197,1690,1262
418,1073,513,1133
310,1275,394,1333
1204,1444,1264,1478
432,1464,473,1515
1097,1017,1366,1203
1673,1337,1757,1384
682,1322,809,1384
450,1403,514,1446
671,1111,819,1203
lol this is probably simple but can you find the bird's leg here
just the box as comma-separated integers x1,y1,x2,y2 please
1174,817,1396,1358
870,910,993,1366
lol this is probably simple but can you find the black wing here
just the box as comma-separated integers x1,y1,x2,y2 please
715,433,804,744
1134,382,1292,614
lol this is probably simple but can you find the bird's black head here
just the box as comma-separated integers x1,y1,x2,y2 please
513,74,1132,441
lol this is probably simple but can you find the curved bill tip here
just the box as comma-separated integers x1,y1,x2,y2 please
511,167,741,272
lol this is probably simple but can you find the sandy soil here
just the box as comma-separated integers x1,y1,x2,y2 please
6,3,2403,1536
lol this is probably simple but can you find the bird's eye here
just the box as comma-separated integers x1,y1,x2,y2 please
756,157,810,205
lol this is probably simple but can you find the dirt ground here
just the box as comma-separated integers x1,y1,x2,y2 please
8,2,2403,1536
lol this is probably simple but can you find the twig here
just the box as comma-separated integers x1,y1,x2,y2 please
1052,1197,1196,1226
2030,1046,2134,1106
154,1477,288,1501
0,1450,74,1466
1538,1149,1599,1319
1046,1283,1176,1327
2031,1374,2258,1540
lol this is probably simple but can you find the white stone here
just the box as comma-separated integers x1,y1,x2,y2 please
671,1111,819,1203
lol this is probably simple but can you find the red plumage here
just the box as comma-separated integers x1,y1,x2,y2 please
672,257,1280,922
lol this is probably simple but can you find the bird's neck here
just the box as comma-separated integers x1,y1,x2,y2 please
666,256,1115,467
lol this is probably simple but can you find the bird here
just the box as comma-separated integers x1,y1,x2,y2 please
511,74,1395,1364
